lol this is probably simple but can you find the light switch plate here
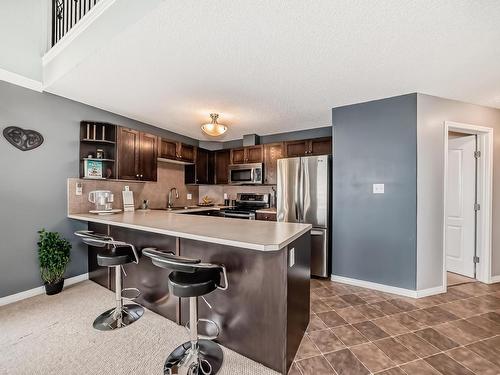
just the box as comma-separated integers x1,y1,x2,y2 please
76,183,82,196
187,193,192,200
373,184,385,194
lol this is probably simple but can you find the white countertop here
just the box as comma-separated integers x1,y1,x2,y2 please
68,210,311,251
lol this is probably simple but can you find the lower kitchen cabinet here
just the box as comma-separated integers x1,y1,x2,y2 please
256,211,277,221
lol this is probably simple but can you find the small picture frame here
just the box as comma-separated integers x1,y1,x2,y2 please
84,160,103,179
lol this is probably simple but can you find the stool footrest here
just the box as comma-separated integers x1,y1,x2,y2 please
185,318,220,341
122,287,141,300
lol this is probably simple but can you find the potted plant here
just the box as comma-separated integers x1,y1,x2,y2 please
37,229,71,295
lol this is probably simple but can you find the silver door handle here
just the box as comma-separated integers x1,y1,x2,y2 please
311,229,324,236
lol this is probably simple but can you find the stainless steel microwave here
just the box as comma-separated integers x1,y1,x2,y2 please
228,163,263,185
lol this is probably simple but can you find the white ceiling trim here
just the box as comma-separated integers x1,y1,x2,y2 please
0,68,43,92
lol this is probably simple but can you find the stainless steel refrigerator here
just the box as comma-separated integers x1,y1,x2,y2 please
277,155,331,277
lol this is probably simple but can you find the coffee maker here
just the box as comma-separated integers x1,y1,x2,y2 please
88,190,114,211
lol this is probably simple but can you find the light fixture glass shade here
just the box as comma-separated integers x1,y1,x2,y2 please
201,113,227,136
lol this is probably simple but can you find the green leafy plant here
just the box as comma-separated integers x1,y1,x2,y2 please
37,229,71,284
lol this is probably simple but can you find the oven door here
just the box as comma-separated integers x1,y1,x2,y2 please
222,211,255,220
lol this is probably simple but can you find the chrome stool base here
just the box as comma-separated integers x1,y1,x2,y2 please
93,304,144,331
164,339,223,375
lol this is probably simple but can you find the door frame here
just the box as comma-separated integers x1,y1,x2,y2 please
443,121,493,286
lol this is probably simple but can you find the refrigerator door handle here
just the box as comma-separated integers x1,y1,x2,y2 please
298,158,304,222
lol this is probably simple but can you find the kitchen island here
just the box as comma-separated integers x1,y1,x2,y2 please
68,210,311,374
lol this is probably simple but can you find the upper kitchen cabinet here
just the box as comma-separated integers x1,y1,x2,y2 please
117,127,157,181
285,137,332,157
185,147,215,185
231,145,263,164
138,131,158,181
310,137,332,155
159,138,196,163
231,148,246,164
246,145,264,163
263,142,284,185
215,149,231,184
117,127,139,180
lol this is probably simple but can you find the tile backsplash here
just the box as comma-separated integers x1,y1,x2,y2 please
68,161,277,214
199,185,276,205
68,162,199,214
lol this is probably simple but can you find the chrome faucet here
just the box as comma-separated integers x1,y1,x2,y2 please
167,187,179,209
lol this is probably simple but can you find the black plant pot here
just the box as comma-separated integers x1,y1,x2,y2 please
45,279,64,295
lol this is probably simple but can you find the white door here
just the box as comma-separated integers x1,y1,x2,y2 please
446,135,476,278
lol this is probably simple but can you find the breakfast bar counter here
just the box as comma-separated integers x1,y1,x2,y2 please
68,210,310,251
69,211,311,374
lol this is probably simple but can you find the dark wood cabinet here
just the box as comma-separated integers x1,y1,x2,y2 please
117,128,140,180
139,132,158,181
284,140,309,157
215,149,231,184
185,147,215,185
246,145,264,163
231,148,246,164
179,143,195,163
159,138,195,163
159,138,177,160
285,137,332,157
264,142,284,185
117,127,157,181
256,211,277,221
231,145,263,164
310,137,332,156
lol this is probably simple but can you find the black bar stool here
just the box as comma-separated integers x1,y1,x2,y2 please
75,230,144,331
142,248,228,375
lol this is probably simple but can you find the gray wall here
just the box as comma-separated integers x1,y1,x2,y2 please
0,0,45,81
332,94,417,290
416,94,500,289
0,81,198,298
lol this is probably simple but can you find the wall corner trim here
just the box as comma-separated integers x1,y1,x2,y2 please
331,275,445,299
0,68,43,92
0,273,89,307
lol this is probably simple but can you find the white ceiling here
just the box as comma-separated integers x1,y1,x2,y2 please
46,0,500,141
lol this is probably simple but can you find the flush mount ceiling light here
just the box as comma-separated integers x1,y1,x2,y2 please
201,113,228,137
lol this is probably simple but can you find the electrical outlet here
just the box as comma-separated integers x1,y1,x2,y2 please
289,247,295,267
187,193,192,200
76,183,82,196
373,184,385,194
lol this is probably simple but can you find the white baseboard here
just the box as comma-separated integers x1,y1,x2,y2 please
331,275,446,299
0,68,43,92
415,285,446,298
0,273,89,307
490,275,500,284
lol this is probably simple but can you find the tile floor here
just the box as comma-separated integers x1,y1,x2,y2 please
291,277,500,375
447,272,476,286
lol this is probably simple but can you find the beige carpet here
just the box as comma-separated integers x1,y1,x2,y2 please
0,281,278,375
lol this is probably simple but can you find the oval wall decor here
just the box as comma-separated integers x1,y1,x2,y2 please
3,126,44,151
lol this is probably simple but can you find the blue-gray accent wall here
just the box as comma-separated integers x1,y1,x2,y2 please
332,94,417,290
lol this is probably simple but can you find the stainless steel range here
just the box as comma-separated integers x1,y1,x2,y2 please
220,193,270,220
